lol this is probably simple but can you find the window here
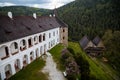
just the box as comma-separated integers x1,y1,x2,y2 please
43,34,46,41
34,36,38,44
49,33,51,38
14,43,18,49
57,30,58,35
63,37,65,40
57,38,59,42
39,35,42,42
49,42,50,48
63,29,65,32
34,37,36,41
23,40,25,45
0,73,1,80
39,25,42,28
5,47,9,56
53,31,55,36
28,38,32,47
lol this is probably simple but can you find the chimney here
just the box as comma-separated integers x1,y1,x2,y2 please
53,14,55,17
8,12,13,19
49,14,52,17
33,13,37,19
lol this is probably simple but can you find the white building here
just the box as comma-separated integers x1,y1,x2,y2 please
0,12,68,80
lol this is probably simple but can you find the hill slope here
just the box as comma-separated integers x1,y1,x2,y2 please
0,6,51,16
57,0,120,40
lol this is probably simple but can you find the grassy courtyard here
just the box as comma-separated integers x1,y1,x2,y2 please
9,58,48,80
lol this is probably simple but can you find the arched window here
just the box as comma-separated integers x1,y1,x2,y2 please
36,48,39,58
49,42,51,48
44,44,46,54
23,55,28,67
34,36,38,45
5,64,12,79
20,39,27,51
10,42,19,55
30,51,34,61
28,38,33,47
0,45,9,60
40,46,43,55
39,35,42,42
49,33,51,38
14,59,21,72
43,33,46,41
53,31,55,36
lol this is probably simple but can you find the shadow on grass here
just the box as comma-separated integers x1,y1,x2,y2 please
9,58,48,80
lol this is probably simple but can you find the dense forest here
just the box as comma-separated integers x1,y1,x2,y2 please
0,6,51,16
57,0,120,77
103,30,120,73
57,0,120,40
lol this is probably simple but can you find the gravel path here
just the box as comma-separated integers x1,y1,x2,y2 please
42,52,66,80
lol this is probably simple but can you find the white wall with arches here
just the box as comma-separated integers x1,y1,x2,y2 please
0,27,60,80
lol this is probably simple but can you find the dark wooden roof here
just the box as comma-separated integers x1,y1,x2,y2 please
0,15,66,44
92,36,101,46
85,47,105,53
79,36,90,49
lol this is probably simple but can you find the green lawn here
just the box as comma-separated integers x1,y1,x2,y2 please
93,58,120,80
9,58,48,80
50,42,116,80
68,42,114,80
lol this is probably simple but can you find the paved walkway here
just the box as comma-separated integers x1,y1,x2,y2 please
42,52,66,80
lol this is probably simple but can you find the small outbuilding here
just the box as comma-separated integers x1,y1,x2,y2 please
80,36,105,56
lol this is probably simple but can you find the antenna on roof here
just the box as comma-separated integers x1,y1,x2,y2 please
33,13,37,19
53,4,58,17
8,12,13,19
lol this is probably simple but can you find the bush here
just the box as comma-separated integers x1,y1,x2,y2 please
74,53,91,80
67,47,75,55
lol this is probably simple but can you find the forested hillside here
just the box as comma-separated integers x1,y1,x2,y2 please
57,0,120,76
57,0,120,40
103,30,120,74
0,6,51,16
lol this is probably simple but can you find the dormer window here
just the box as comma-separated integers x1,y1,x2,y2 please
39,25,42,28
4,29,12,34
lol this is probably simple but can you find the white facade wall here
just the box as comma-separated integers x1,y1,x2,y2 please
0,27,60,80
